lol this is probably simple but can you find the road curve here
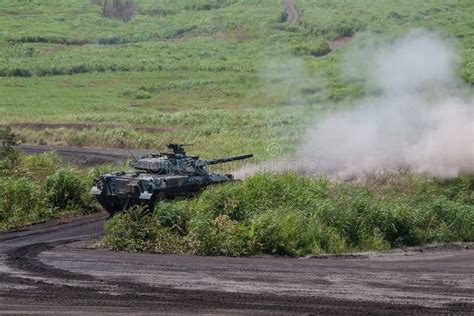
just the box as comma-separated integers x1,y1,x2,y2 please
0,213,473,314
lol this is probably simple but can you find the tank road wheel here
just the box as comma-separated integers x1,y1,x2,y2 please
96,195,123,218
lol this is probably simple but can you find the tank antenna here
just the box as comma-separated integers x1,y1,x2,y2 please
126,149,137,161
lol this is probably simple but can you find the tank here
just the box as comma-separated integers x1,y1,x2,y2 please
90,144,252,215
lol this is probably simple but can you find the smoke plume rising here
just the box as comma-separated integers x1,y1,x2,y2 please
237,30,474,180
298,30,473,178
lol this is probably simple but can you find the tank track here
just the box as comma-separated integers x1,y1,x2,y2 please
96,195,122,216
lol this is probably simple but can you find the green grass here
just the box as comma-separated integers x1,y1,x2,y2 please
104,173,474,256
0,148,99,231
1,0,473,157
296,0,474,84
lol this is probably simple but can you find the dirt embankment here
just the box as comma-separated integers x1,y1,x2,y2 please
0,213,472,314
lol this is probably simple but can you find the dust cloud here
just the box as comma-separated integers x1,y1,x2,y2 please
299,30,473,178
243,30,474,179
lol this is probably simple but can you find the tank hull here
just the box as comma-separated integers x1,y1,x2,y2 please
91,172,234,215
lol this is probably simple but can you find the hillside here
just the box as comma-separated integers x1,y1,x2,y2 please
0,0,473,158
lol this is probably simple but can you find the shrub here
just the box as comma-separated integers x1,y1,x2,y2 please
0,149,22,177
0,177,46,230
104,206,152,251
154,201,191,235
19,152,59,181
96,36,127,45
278,11,289,23
185,0,238,11
293,41,331,57
333,19,362,37
0,126,16,158
0,127,21,176
134,90,153,99
13,68,33,77
104,173,474,256
187,213,249,256
6,36,67,44
44,169,86,210
69,64,92,74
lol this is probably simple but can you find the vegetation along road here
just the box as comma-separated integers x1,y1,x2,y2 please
0,213,472,314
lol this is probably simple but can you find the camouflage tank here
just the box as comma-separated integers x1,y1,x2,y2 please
90,144,252,215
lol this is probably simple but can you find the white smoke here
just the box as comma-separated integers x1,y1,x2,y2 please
298,30,474,178
236,30,474,180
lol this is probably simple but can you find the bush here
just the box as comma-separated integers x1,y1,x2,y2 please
69,64,92,74
18,152,59,181
0,127,21,176
0,126,16,157
0,177,46,230
0,151,99,231
293,41,331,57
185,0,238,11
104,173,474,256
6,36,67,44
13,68,33,77
0,149,22,177
104,206,157,251
44,169,88,210
96,36,127,45
154,201,191,235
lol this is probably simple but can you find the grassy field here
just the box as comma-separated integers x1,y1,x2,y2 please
1,0,473,158
0,1,473,250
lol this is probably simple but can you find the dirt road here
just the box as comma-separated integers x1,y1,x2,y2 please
19,144,148,165
0,213,472,314
284,0,299,23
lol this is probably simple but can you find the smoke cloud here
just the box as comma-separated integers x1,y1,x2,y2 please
298,30,474,178
237,30,473,180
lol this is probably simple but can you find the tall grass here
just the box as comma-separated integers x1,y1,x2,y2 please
0,147,99,231
104,173,474,256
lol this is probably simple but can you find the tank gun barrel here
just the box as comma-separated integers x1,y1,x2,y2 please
206,154,253,165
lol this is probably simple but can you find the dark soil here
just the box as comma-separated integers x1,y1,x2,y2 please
0,213,472,314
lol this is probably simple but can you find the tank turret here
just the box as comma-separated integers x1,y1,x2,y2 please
131,144,252,176
91,143,253,216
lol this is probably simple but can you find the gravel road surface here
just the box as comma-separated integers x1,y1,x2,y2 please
0,212,472,314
